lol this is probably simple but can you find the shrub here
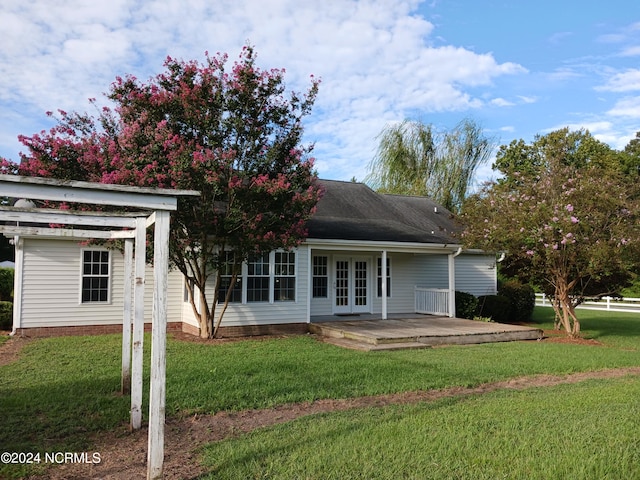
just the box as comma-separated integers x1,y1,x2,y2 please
499,280,535,322
0,301,12,330
0,268,13,301
455,291,478,319
476,295,512,323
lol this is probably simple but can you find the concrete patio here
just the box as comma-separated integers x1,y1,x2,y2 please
309,313,543,351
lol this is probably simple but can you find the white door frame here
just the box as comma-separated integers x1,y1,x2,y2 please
332,256,371,314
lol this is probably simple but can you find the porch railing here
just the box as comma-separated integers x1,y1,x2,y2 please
415,287,450,316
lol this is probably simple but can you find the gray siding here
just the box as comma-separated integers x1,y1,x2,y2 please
181,246,310,328
310,251,452,316
454,254,497,297
19,238,183,328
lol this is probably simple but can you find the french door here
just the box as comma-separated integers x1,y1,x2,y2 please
333,257,370,314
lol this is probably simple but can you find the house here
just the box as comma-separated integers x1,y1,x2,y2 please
10,179,497,337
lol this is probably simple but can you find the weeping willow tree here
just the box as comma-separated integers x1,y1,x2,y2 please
365,118,494,213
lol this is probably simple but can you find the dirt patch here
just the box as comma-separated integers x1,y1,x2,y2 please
540,329,605,346
0,334,33,366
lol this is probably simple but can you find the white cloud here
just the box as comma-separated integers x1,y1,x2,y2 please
516,95,538,104
597,69,640,92
0,0,529,179
607,96,640,118
490,98,514,107
619,45,640,57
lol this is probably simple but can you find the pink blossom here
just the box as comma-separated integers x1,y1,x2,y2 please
565,204,574,212
570,216,579,224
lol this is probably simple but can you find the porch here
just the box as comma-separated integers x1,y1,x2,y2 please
309,313,543,351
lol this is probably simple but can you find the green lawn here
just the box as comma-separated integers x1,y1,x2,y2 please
201,377,640,479
1,307,639,478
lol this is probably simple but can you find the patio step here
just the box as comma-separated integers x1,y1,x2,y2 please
319,336,432,352
309,323,403,345
416,329,543,346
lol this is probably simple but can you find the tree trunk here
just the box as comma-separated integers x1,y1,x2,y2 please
213,273,238,338
554,281,581,338
199,293,212,339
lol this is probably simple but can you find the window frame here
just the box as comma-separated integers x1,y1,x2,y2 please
217,251,243,304
376,256,391,298
80,249,111,304
246,252,271,303
274,251,296,302
312,255,329,298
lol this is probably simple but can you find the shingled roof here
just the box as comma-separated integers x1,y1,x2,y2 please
306,179,461,244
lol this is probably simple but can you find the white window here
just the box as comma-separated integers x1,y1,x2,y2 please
274,251,296,301
312,255,328,298
377,256,391,298
217,251,242,304
215,250,297,304
247,252,270,302
81,250,110,303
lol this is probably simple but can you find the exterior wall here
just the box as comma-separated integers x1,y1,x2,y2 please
17,238,183,329
310,251,452,316
181,245,310,330
16,238,497,335
454,253,497,297
371,252,435,314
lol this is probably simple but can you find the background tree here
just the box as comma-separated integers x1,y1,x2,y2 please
461,128,640,337
7,45,323,338
364,118,494,213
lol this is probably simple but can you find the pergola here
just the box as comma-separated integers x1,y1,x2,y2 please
0,174,199,479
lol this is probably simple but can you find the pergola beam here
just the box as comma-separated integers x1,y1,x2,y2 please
0,175,199,480
0,174,188,211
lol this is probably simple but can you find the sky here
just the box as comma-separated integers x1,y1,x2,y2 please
1,0,639,186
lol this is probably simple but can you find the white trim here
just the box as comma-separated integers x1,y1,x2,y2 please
0,174,196,211
306,247,312,323
79,248,112,305
11,237,24,334
305,238,461,254
381,250,388,320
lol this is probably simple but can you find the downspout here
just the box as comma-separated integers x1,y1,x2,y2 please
493,252,506,295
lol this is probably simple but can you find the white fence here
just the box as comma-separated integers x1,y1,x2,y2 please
415,287,450,316
535,293,640,313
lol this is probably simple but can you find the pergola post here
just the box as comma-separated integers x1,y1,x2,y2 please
0,174,199,479
121,239,134,395
131,217,147,430
147,210,170,480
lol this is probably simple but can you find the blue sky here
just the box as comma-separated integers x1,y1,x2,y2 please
1,0,638,186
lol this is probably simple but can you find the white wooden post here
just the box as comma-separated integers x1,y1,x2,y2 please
147,210,170,480
448,252,456,318
381,250,387,320
131,217,147,430
11,237,24,334
121,239,134,395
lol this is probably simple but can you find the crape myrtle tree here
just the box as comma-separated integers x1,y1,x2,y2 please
365,118,494,213
460,128,640,337
4,45,323,338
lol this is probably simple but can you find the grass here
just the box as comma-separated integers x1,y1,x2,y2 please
200,376,640,479
1,307,639,478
